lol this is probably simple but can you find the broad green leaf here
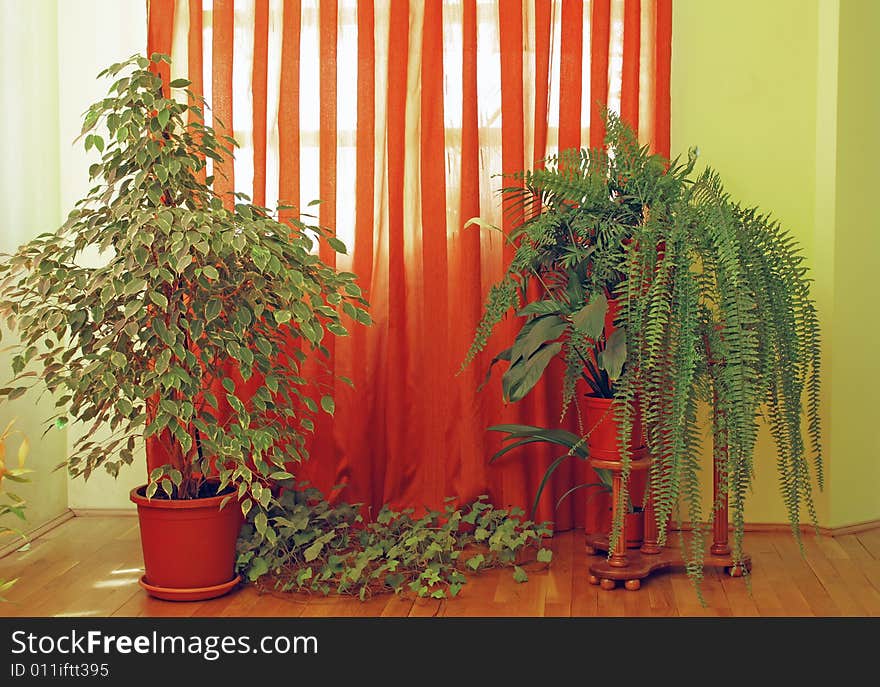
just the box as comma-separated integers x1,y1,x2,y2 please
599,328,627,381
503,341,563,403
517,300,562,316
511,315,566,364
572,292,608,339
512,566,528,583
320,395,335,416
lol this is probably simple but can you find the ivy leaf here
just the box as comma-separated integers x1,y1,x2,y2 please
320,395,335,416
304,540,324,562
537,548,553,563
512,566,528,583
247,556,269,582
466,554,484,571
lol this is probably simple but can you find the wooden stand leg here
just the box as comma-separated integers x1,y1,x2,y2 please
710,406,731,557
608,471,629,568
640,474,661,555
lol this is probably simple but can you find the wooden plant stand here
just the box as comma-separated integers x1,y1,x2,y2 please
584,448,751,591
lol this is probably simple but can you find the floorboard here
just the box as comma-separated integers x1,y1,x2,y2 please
1,517,878,617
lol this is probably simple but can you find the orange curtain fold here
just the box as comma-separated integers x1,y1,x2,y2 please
252,0,270,206
147,0,672,530
211,0,235,207
278,0,301,221
589,0,611,148
147,0,175,94
653,0,672,157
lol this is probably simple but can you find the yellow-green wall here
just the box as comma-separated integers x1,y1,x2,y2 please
828,0,880,527
0,0,69,530
672,0,879,528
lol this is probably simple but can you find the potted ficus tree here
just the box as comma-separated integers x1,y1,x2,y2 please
0,54,370,601
464,112,823,592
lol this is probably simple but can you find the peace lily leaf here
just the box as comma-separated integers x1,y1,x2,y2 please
503,341,563,403
511,315,566,364
599,328,627,381
572,292,607,339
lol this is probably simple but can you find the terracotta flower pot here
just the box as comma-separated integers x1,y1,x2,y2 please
130,485,243,601
582,395,644,460
625,510,644,549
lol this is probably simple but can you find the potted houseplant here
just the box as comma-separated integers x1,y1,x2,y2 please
464,112,823,590
0,54,370,601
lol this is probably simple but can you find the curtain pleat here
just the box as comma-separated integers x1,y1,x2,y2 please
589,0,610,148
252,0,269,205
148,0,671,530
211,0,235,205
653,0,671,156
278,0,300,220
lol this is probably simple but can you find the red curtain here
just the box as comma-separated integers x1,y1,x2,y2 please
146,0,672,533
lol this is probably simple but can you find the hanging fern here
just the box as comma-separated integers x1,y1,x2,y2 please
463,111,823,594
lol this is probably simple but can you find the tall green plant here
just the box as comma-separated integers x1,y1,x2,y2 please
464,112,823,591
0,54,370,544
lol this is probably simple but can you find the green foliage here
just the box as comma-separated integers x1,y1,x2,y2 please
0,420,32,600
488,424,613,518
0,54,369,536
465,112,823,595
236,485,553,599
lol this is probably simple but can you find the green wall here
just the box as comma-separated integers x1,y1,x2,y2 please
828,0,880,527
0,0,69,531
672,0,879,528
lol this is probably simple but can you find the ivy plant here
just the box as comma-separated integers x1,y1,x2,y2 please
0,54,370,541
237,484,553,600
464,112,823,593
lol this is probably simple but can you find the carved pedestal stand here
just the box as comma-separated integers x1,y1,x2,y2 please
585,444,751,591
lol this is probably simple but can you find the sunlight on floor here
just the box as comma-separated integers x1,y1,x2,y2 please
93,577,141,589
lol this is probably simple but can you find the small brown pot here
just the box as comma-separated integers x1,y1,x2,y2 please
625,510,644,549
130,485,243,602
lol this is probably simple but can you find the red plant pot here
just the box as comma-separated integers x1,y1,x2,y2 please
130,485,243,601
625,510,644,549
583,395,644,460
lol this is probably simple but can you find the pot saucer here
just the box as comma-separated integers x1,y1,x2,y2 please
139,574,241,602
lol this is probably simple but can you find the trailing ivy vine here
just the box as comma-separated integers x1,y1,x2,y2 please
236,484,553,600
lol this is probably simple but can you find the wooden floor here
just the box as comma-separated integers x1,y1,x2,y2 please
1,515,879,617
